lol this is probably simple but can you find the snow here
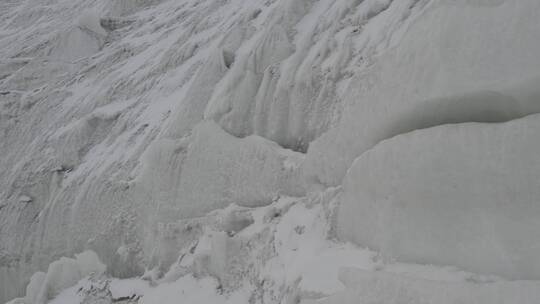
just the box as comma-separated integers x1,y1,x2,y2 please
339,114,540,280
203,0,402,152
109,278,150,300
77,10,107,37
303,268,540,304
24,272,46,304
139,275,249,304
6,251,105,304
2,0,540,303
18,195,32,203
135,120,305,228
48,25,105,63
305,0,540,187
8,194,539,304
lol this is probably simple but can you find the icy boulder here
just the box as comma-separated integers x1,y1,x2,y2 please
306,0,540,186
338,114,540,280
302,268,540,304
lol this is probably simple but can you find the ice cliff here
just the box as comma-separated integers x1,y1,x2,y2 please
1,0,540,303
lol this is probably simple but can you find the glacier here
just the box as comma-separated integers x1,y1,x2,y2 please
1,0,540,303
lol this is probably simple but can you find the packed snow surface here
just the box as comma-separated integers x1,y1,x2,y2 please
1,0,540,303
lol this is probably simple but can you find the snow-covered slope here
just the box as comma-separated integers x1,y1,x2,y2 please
1,0,540,303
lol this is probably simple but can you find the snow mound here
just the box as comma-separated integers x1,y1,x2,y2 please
338,114,540,280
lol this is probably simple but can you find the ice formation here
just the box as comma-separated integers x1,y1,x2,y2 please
1,0,540,303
